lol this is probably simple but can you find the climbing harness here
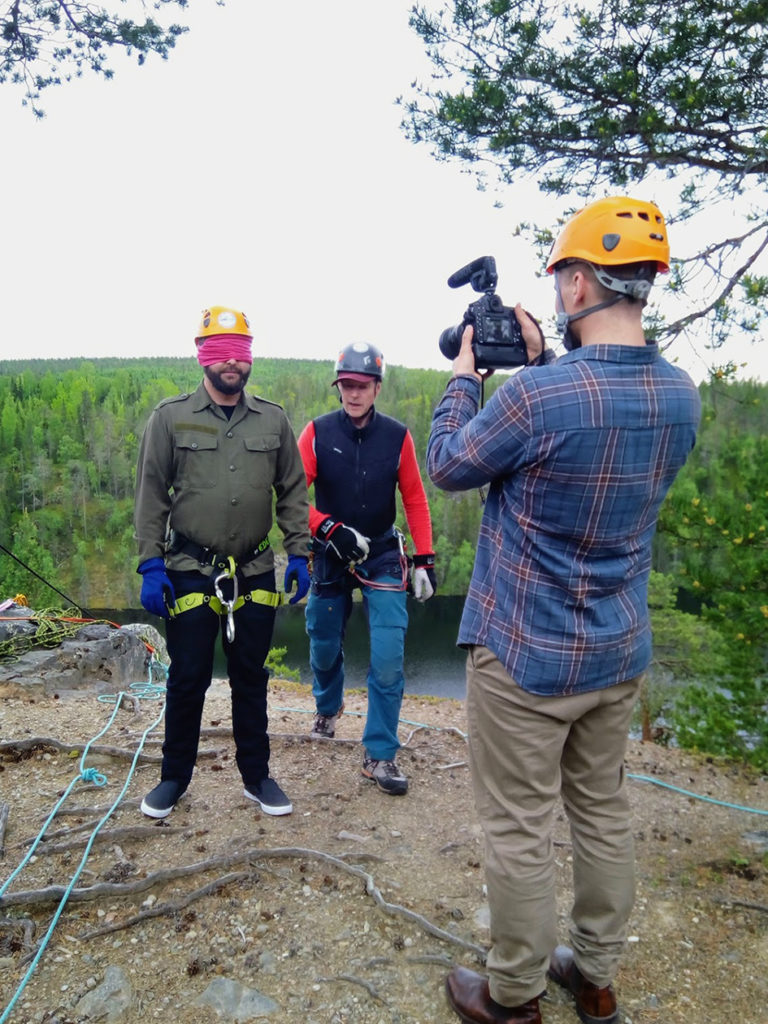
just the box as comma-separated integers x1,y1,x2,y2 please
167,555,283,640
167,529,270,569
349,529,410,593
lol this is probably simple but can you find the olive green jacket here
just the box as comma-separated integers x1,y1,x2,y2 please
134,382,311,576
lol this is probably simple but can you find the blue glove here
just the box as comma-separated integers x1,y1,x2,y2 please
137,557,176,619
283,554,310,605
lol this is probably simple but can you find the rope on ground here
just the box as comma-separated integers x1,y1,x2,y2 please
97,656,168,704
277,704,767,815
0,607,120,664
626,773,768,816
0,665,167,1024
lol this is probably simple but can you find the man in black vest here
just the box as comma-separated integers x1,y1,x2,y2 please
297,342,436,795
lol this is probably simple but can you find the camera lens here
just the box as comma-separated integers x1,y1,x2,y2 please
439,325,463,360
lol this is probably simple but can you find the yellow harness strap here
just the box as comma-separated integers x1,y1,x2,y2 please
168,589,283,619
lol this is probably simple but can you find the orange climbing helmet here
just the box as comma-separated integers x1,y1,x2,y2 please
546,196,670,277
196,306,253,341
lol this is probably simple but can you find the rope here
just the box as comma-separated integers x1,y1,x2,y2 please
97,657,168,703
0,609,120,664
626,773,768,816
276,706,767,815
0,541,89,616
0,665,167,1024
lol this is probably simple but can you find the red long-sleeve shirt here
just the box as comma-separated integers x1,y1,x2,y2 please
297,415,433,556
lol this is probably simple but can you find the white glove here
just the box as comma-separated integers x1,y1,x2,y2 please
412,567,435,602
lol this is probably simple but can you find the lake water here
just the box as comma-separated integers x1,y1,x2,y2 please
99,596,469,701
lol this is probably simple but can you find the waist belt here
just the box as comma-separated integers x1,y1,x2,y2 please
168,530,270,569
167,554,281,642
169,589,283,618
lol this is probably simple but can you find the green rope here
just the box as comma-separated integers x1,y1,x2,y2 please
0,607,113,664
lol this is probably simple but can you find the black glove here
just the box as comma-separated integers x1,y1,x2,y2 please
318,517,370,565
412,553,437,601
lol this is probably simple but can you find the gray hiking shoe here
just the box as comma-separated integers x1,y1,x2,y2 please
310,703,345,740
362,756,408,796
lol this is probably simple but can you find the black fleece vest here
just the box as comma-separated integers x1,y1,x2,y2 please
312,408,406,539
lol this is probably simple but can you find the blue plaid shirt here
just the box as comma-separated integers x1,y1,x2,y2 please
427,344,701,696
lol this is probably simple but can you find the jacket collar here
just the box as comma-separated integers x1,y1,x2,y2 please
559,342,660,366
338,405,377,440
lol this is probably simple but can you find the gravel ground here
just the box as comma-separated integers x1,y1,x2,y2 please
1,680,767,1023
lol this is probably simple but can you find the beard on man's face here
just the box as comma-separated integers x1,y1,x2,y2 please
204,364,251,395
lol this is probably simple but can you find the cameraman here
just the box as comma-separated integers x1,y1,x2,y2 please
427,198,701,1024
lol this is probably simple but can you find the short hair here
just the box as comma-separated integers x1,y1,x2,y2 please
554,259,657,306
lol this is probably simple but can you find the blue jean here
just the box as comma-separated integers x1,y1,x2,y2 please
306,554,408,760
163,569,277,788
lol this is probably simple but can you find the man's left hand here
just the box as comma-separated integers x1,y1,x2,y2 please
412,554,437,602
515,304,547,364
284,555,310,604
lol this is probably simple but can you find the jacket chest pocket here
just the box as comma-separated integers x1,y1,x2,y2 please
175,433,219,489
243,434,280,489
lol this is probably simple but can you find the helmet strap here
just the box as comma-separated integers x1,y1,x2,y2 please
556,294,626,351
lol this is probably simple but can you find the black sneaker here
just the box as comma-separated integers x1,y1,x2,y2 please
140,780,186,819
310,702,345,740
243,777,293,816
362,756,408,796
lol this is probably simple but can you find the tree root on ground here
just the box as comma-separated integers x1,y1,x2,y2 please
315,973,387,1004
1,846,488,959
0,737,225,763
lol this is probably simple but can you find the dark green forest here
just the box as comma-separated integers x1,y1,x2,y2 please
1,359,767,767
0,357,505,609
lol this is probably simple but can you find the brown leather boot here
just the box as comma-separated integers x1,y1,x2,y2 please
445,966,543,1024
547,945,618,1024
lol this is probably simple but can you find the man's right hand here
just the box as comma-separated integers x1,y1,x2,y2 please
317,518,370,565
137,557,176,619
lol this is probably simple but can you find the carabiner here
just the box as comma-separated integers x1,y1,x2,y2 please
213,556,238,642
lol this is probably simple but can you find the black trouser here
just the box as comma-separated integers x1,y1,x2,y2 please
162,568,277,788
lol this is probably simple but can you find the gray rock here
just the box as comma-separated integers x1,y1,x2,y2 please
120,622,169,668
0,611,153,698
193,976,280,1020
742,829,768,853
0,605,38,643
74,965,133,1021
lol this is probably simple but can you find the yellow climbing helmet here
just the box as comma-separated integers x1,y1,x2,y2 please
196,306,253,341
546,196,670,274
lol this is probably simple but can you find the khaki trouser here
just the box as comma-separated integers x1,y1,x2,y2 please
465,644,642,1006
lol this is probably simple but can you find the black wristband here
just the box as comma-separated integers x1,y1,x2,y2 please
317,517,337,540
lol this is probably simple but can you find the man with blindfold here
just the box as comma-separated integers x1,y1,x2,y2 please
134,305,311,820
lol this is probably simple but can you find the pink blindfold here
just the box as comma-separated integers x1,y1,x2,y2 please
196,334,253,366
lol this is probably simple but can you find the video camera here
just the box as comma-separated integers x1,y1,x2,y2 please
439,256,528,371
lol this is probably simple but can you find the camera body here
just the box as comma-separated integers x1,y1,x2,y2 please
439,256,528,371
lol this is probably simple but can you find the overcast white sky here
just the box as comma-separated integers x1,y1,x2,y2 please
1,1,764,383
